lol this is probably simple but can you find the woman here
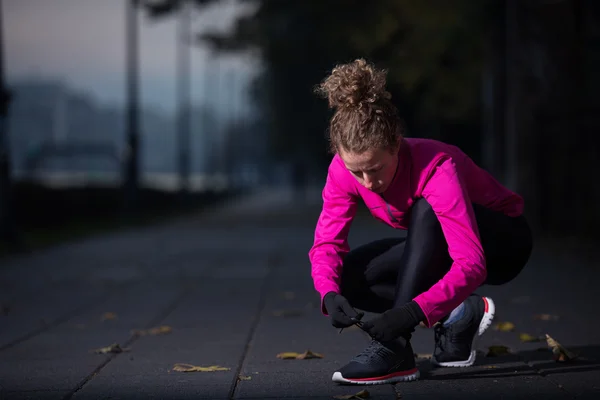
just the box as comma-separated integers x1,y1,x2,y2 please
309,59,533,385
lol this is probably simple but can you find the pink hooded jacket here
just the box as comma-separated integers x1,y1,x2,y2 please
309,138,524,327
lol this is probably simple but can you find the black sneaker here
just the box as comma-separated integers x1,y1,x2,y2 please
332,339,419,385
431,295,495,367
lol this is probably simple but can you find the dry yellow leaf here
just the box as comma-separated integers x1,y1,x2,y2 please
172,363,230,372
276,352,300,359
415,353,432,360
92,343,130,354
545,334,577,362
131,325,173,336
102,312,117,321
333,389,370,399
519,333,544,343
238,375,252,381
494,321,515,332
276,350,324,360
534,314,560,321
272,309,305,317
486,345,511,357
483,365,498,369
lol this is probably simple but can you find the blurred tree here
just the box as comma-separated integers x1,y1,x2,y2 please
141,0,219,16
198,0,498,168
143,0,497,170
139,0,222,196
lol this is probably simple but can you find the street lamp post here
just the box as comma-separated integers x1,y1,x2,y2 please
0,0,18,247
177,0,192,199
123,0,141,213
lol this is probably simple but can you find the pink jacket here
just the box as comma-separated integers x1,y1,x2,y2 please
309,138,524,327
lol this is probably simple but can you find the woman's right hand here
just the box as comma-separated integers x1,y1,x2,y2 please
323,292,364,328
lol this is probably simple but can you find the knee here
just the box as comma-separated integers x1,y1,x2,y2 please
410,198,439,228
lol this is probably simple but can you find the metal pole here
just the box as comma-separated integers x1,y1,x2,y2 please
124,0,140,212
0,0,18,247
177,1,192,198
504,0,518,191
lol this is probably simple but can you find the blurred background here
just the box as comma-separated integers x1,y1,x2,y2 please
0,0,599,255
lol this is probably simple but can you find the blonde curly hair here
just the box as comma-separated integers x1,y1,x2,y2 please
315,59,404,154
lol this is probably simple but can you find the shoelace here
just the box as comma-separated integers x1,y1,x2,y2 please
338,317,367,334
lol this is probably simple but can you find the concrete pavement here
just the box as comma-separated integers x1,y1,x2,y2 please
1,186,599,399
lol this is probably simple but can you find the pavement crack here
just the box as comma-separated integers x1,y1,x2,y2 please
61,286,195,400
227,251,280,400
523,358,577,399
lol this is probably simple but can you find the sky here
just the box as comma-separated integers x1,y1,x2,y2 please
3,0,261,114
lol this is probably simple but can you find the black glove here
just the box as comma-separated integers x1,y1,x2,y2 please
361,301,425,342
323,291,364,328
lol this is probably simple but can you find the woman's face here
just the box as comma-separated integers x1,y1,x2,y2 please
339,146,399,194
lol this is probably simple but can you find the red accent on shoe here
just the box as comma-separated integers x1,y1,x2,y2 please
345,368,419,382
483,297,489,313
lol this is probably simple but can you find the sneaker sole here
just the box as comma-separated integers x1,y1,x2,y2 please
431,296,496,368
331,369,420,385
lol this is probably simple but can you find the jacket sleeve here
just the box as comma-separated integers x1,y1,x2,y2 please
308,167,358,315
413,157,487,327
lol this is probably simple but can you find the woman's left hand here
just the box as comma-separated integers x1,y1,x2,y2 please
361,301,425,342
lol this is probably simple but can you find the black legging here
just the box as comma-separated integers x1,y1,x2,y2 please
340,198,533,314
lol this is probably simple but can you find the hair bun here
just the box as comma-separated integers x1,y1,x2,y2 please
316,58,391,109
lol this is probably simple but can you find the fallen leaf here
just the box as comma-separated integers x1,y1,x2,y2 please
519,333,544,343
276,352,299,359
276,350,324,360
494,321,516,332
534,314,560,321
486,345,511,357
545,334,578,362
172,363,230,372
272,309,305,317
131,325,173,336
415,353,432,360
483,365,498,369
333,389,370,399
238,375,252,381
92,343,130,354
102,312,117,321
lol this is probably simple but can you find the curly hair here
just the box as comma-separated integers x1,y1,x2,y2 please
315,59,404,155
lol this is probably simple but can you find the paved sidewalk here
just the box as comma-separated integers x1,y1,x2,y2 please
1,187,599,399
